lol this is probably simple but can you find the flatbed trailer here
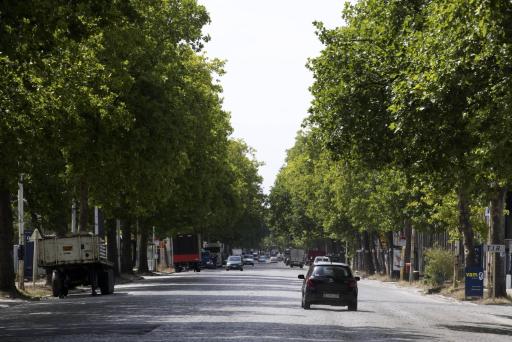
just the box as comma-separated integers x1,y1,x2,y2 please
38,233,114,297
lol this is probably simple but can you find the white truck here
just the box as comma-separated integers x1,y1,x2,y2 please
231,248,243,256
204,241,223,267
289,248,305,268
37,233,115,297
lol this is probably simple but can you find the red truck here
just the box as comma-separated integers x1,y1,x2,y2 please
306,249,326,265
172,234,201,272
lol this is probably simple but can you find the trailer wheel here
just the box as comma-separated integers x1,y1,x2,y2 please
100,269,115,295
52,270,63,297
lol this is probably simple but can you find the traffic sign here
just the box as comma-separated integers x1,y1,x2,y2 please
30,229,42,241
484,244,505,253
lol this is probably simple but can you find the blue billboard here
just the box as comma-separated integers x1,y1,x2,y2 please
465,266,484,298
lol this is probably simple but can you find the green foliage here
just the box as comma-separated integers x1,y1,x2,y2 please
423,248,454,286
269,0,512,265
0,0,266,289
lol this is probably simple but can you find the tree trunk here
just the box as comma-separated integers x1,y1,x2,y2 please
458,188,476,268
376,235,386,275
370,232,380,273
133,219,138,267
403,219,412,281
355,232,363,271
106,218,119,276
489,187,507,297
0,184,15,295
79,178,88,232
386,231,394,278
121,217,133,274
138,223,149,273
410,228,416,282
362,231,375,275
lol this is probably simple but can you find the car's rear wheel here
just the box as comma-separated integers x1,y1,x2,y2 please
302,295,311,310
348,301,357,311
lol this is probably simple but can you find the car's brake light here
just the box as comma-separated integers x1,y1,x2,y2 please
348,279,357,288
306,278,315,289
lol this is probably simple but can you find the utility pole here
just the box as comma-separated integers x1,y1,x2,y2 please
71,201,77,233
17,175,25,290
94,206,99,235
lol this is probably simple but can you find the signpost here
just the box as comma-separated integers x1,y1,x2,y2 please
484,244,505,298
465,266,484,299
30,229,42,287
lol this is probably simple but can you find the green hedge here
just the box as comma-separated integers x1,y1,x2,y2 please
424,248,453,286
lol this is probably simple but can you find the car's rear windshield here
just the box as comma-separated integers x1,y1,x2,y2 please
312,266,352,280
228,256,241,261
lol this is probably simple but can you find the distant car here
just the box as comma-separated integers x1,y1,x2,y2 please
328,255,343,263
204,259,217,269
258,255,267,263
313,256,330,265
298,262,359,311
243,255,255,266
225,255,243,271
269,256,278,263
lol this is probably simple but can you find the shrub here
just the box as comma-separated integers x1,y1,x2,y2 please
423,248,453,286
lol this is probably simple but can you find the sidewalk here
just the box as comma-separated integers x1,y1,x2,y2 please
367,273,512,305
1,270,175,309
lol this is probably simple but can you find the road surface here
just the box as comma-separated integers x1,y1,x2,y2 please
0,262,511,341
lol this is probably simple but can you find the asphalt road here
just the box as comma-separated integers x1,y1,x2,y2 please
1,262,511,341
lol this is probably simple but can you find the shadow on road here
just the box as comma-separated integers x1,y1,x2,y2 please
150,322,436,342
308,306,375,313
1,321,435,342
439,323,512,336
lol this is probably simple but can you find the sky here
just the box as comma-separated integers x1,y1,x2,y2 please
198,0,348,193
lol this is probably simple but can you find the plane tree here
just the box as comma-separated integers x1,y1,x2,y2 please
391,0,512,295
306,0,492,272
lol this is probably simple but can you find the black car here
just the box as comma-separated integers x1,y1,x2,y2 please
298,262,359,311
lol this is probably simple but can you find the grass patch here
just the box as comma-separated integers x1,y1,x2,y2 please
439,285,465,301
17,284,52,300
479,296,512,305
366,274,396,282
